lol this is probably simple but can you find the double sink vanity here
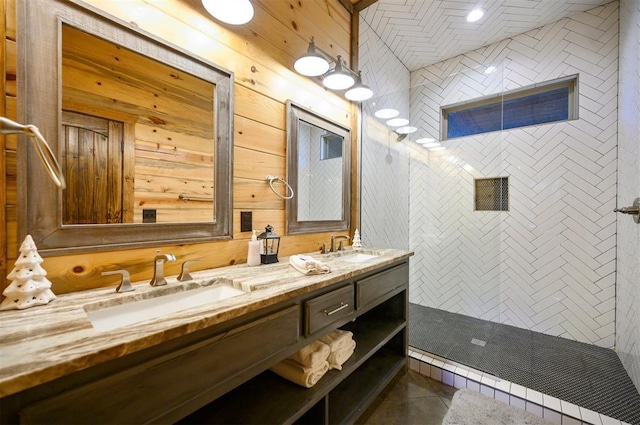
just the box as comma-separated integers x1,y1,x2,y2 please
0,248,412,424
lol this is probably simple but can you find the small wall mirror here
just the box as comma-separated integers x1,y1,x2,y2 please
286,101,351,234
18,0,233,255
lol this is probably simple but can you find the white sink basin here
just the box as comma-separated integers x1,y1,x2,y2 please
85,284,247,332
339,253,378,263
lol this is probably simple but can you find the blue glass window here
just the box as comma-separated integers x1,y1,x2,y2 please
443,77,576,140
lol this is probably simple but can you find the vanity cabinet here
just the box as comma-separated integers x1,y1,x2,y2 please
2,260,409,425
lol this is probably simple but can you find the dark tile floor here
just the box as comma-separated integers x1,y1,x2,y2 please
409,303,640,425
357,368,456,425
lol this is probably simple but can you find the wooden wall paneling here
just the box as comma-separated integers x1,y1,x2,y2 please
1,0,7,292
252,0,350,66
86,0,353,123
4,0,355,295
234,115,285,157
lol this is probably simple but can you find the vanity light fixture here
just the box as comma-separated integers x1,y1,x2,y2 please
322,56,355,90
294,37,373,101
345,71,373,101
294,37,330,76
396,126,417,134
386,117,409,127
202,0,254,25
375,108,400,119
466,8,484,23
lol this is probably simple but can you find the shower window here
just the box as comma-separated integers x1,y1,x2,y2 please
441,75,578,140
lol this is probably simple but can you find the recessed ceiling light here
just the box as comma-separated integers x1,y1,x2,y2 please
375,108,400,119
397,126,417,134
386,118,409,127
466,8,484,23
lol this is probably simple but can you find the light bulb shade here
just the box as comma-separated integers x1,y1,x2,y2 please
322,57,354,90
294,40,330,76
375,108,399,119
345,71,373,101
386,118,409,127
396,126,417,134
202,0,254,25
345,85,373,101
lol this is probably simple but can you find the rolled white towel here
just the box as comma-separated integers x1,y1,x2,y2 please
270,359,330,388
319,329,353,352
289,255,331,275
327,339,356,370
288,340,330,368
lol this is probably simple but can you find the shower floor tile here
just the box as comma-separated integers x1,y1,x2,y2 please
409,303,640,425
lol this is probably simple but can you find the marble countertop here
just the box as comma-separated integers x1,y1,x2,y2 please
0,248,412,398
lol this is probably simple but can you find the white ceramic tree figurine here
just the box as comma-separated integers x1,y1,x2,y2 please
0,235,56,311
352,229,362,250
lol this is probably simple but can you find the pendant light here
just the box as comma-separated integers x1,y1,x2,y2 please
202,0,254,25
294,37,330,77
322,56,355,90
345,71,373,101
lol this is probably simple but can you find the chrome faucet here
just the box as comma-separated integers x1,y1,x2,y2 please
150,253,176,286
330,235,349,253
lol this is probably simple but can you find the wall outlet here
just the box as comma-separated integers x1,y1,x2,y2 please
143,209,157,223
240,211,252,232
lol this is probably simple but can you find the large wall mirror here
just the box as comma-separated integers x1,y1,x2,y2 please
286,101,350,235
18,0,233,255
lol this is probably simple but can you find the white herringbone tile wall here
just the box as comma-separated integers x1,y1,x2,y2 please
616,0,640,390
359,20,411,250
408,3,619,348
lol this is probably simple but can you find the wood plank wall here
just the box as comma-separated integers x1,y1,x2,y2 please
2,0,357,294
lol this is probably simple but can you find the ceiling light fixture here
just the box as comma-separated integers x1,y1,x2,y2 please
375,108,400,119
466,8,484,23
202,0,254,25
294,38,373,102
345,71,373,101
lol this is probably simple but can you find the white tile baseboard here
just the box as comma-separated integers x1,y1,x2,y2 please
407,348,628,425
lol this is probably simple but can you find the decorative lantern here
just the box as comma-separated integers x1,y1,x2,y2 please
257,224,280,264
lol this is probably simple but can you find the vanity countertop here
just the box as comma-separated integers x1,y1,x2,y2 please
0,248,412,398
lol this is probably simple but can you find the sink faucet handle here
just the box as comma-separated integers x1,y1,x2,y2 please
338,238,349,252
319,242,328,254
178,260,201,282
102,270,134,293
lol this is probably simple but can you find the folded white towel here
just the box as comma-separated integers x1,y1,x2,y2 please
270,359,330,388
289,255,331,275
288,340,330,368
327,339,356,370
319,329,353,352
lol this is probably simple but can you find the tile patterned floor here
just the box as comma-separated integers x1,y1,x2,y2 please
408,304,640,425
357,368,456,425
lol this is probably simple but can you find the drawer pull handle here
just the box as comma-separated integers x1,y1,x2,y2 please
324,302,349,316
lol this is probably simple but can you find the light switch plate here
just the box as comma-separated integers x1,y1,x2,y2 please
240,211,252,232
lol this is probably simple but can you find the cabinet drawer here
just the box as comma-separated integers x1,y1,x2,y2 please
305,285,354,336
19,305,300,424
357,263,408,310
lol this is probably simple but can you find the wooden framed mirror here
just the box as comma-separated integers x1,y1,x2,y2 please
286,101,351,235
18,0,233,255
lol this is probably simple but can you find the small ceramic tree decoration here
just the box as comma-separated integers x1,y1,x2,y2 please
0,235,56,311
352,229,362,250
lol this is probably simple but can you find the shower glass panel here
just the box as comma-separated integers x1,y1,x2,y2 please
360,62,510,380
